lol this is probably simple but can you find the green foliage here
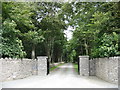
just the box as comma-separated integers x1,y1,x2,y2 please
2,2,119,61
2,38,26,58
2,19,26,58
66,2,120,61
24,30,44,45
91,33,119,58
73,63,78,73
2,2,36,58
36,2,67,62
2,2,35,32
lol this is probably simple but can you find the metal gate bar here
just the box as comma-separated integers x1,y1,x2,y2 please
78,59,80,74
47,58,49,75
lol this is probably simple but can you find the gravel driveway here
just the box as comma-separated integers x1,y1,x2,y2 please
2,63,118,88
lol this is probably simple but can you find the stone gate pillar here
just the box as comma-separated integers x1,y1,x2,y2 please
118,57,120,90
37,56,48,76
79,56,89,76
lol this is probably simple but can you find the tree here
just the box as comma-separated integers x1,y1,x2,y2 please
91,33,119,58
24,30,44,59
66,2,120,60
2,19,26,58
2,2,119,62
36,2,67,63
2,2,44,59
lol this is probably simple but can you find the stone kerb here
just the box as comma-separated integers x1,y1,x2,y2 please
79,56,89,76
37,56,48,76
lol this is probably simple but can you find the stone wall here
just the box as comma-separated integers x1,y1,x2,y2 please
89,59,96,76
0,58,38,81
89,57,119,84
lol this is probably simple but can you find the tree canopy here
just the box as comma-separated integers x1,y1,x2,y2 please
1,2,120,63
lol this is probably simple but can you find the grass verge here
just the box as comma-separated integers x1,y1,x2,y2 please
50,63,64,71
73,63,78,73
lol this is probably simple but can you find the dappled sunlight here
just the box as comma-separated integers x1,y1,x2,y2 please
59,63,74,69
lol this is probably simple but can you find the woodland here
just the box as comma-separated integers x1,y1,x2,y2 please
1,2,120,63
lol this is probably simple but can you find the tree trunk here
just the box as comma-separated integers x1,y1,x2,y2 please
84,39,89,55
44,36,55,64
80,44,83,55
60,55,62,62
31,44,35,59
